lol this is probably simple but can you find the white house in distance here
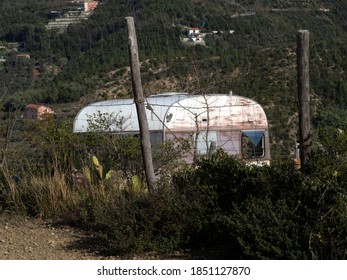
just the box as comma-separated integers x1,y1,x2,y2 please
181,28,206,46
181,27,235,46
73,93,271,165
188,28,200,37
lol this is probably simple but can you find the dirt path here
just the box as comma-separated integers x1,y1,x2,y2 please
0,215,107,260
0,215,194,260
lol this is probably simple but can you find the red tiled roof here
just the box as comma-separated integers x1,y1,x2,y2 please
25,104,42,110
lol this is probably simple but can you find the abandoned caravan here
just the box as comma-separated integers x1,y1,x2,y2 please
73,92,271,165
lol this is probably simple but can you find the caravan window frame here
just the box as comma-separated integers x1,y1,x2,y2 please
241,130,266,159
194,131,218,155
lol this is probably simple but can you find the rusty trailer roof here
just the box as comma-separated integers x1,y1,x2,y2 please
73,93,268,133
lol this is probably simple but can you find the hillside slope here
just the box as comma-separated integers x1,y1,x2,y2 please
0,0,346,157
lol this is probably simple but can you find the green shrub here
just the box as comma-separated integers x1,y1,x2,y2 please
86,186,207,255
172,146,347,259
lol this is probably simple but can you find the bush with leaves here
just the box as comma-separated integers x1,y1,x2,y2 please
173,143,347,259
84,185,208,255
300,126,347,259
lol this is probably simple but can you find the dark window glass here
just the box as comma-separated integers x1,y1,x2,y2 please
241,131,265,158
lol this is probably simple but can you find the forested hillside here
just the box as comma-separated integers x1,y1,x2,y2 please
1,0,347,260
0,0,346,157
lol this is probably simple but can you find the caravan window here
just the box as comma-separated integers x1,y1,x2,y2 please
195,131,217,154
241,130,265,158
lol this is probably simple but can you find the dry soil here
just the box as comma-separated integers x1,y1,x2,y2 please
0,215,194,260
0,215,107,260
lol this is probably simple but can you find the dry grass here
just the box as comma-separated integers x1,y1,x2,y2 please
0,166,140,220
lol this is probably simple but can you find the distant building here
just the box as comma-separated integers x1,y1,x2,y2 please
46,1,98,31
188,28,200,37
85,0,99,12
7,42,20,51
16,53,30,60
181,27,206,46
23,104,54,120
66,0,99,12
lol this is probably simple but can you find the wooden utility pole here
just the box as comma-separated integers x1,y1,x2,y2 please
126,16,156,193
297,30,311,170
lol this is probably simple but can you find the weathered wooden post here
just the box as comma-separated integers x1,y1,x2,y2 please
297,30,311,170
126,16,156,193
